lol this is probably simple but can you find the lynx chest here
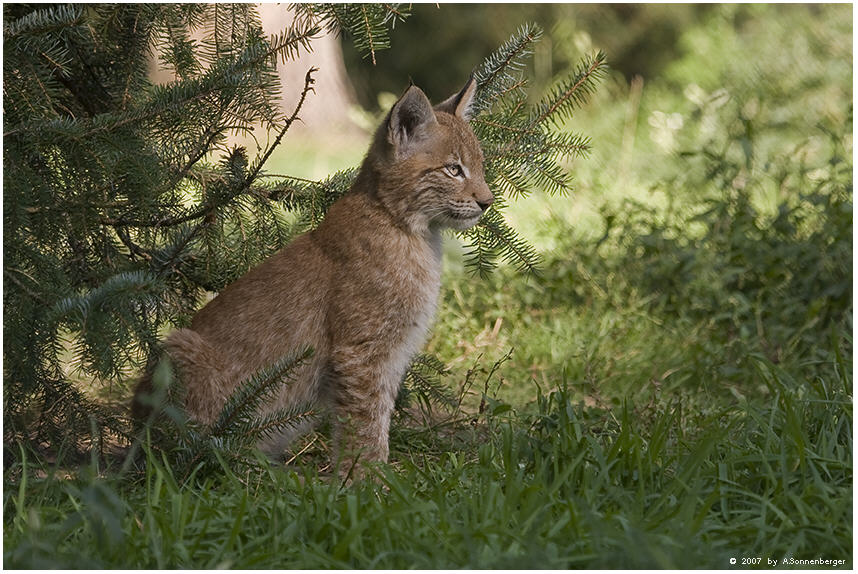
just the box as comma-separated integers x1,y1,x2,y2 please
374,230,442,339
378,232,442,379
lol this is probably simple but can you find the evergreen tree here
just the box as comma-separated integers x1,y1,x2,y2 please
3,4,605,462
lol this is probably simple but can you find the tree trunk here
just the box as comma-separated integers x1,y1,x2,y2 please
148,4,359,148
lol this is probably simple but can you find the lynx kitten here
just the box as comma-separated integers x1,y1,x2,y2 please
133,77,493,474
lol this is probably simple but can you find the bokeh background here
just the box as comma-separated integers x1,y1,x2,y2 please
255,3,853,406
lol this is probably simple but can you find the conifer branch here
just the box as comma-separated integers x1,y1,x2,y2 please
473,22,542,114
464,209,542,277
2,4,83,39
102,69,316,230
210,347,313,437
115,226,152,261
267,24,321,64
527,50,608,128
245,67,317,187
4,268,49,304
291,3,409,64
403,354,456,413
236,406,317,442
360,6,377,65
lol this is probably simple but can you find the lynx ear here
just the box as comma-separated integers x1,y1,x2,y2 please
388,85,437,152
435,75,478,121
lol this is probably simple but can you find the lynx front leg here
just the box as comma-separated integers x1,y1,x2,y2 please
328,347,402,477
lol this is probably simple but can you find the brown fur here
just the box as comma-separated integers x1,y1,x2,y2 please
132,78,493,474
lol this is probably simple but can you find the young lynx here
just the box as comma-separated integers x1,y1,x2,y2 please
133,77,493,474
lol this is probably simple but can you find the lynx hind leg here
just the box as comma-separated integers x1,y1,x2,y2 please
164,328,231,426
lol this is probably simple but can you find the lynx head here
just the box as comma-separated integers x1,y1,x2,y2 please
367,77,494,234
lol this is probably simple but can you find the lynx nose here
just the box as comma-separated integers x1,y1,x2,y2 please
476,196,494,212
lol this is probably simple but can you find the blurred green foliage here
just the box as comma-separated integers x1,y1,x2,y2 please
429,3,852,406
342,3,713,108
589,3,853,361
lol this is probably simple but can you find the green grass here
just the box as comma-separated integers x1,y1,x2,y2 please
3,4,852,570
4,348,851,568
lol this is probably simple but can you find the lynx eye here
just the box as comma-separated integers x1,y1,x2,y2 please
444,163,465,178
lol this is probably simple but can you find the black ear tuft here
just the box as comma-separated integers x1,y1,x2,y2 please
388,85,437,152
435,75,478,121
